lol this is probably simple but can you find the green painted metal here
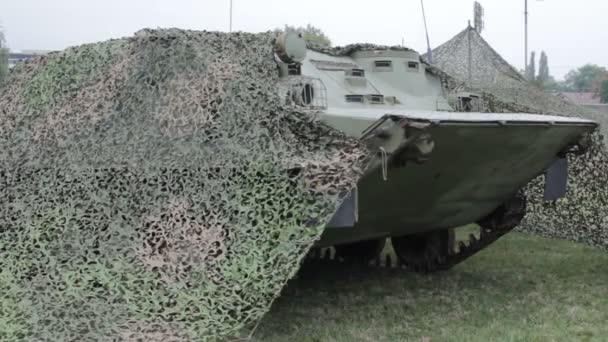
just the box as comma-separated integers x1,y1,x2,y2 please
317,119,594,247
278,40,598,248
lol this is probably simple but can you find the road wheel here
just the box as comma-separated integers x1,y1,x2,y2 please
334,238,386,263
392,229,454,273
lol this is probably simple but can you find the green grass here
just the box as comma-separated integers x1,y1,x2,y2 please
252,231,608,342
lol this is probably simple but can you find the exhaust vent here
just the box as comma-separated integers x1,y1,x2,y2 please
407,61,420,72
373,60,393,72
345,68,367,87
345,94,385,104
345,95,364,103
364,94,385,104
345,69,365,77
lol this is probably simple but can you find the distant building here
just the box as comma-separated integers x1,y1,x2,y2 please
8,53,36,68
21,49,52,55
557,92,608,114
8,50,51,68
558,92,602,105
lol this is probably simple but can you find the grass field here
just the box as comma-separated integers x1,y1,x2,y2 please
252,231,608,342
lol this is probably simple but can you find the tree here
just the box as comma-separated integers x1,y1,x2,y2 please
600,80,608,103
0,24,8,85
278,24,332,47
564,64,607,92
537,51,549,85
526,51,536,82
542,76,564,93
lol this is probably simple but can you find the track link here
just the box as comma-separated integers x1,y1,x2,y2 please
306,192,527,272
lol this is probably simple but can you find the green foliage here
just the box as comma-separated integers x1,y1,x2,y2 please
539,77,573,93
537,51,549,85
279,24,332,47
564,64,607,92
541,76,561,92
600,80,608,103
0,26,8,85
525,51,536,82
0,47,8,85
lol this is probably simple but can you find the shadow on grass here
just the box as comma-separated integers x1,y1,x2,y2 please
252,233,608,342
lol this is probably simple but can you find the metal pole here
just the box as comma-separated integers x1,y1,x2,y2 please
229,0,233,32
420,0,433,63
525,0,528,72
468,21,473,85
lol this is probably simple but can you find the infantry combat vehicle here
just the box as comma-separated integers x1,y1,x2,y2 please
274,33,598,272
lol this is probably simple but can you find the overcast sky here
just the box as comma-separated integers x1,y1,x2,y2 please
2,0,607,79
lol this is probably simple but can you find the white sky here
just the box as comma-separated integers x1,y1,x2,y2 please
1,0,607,80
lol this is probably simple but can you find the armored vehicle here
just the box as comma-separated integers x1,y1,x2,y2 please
274,33,598,271
1,28,600,340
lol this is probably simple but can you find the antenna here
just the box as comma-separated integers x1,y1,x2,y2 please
474,1,485,34
420,0,433,63
470,1,484,84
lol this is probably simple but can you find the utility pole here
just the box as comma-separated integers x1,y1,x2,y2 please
525,0,528,73
229,0,233,32
524,1,545,73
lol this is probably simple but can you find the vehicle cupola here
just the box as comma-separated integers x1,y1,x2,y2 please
274,32,307,64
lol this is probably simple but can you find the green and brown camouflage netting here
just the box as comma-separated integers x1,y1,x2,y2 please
1,26,606,341
429,26,608,249
0,29,369,341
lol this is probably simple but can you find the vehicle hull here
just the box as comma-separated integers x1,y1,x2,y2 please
316,113,595,247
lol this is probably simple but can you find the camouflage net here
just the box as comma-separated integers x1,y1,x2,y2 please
0,29,368,340
309,43,415,56
429,27,608,249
